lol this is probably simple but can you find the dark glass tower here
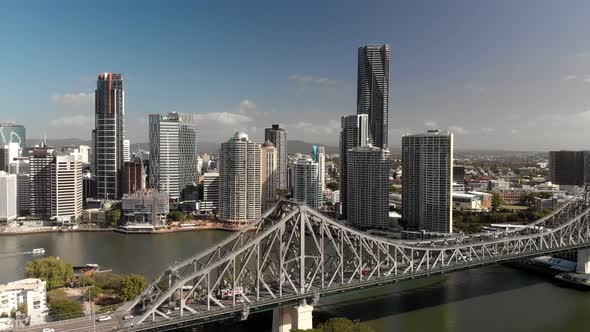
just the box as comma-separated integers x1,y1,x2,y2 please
265,124,287,190
357,44,390,149
94,73,124,200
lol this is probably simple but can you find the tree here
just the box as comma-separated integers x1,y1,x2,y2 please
326,182,339,191
49,298,84,321
88,286,104,301
317,318,374,332
25,257,74,289
168,210,187,222
17,303,27,316
120,274,148,301
491,192,503,211
93,272,124,291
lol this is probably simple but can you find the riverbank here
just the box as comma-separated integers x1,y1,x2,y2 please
0,222,244,235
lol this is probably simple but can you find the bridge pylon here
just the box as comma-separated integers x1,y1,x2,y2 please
272,303,314,332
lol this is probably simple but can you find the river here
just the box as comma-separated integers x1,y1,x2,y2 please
1,231,589,332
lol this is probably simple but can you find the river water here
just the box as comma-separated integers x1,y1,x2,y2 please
1,231,589,332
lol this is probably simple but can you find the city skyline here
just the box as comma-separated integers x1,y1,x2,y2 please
3,1,590,150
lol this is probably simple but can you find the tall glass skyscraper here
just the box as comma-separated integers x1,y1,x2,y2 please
94,73,124,200
264,124,287,190
149,112,198,200
357,44,390,149
339,114,369,219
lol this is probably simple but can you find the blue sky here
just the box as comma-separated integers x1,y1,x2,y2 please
2,0,590,150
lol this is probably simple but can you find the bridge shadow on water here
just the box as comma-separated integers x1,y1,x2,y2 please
181,265,547,332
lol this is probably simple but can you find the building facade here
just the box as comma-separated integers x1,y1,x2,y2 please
346,146,390,228
123,139,131,163
51,154,83,222
0,172,17,222
149,112,198,200
548,150,590,186
201,172,219,213
122,190,169,225
261,141,278,211
122,160,143,196
219,132,261,224
264,124,287,190
29,147,55,219
94,73,125,200
402,130,454,233
312,145,326,192
357,44,390,149
0,278,47,324
293,158,322,210
339,114,369,219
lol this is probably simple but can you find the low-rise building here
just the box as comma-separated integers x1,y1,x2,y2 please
121,190,169,226
0,278,47,325
452,192,487,212
498,189,528,205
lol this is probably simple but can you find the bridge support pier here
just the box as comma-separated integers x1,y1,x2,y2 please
577,248,590,274
272,304,314,332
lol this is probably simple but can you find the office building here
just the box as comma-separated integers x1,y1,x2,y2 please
339,114,369,219
264,124,287,190
122,160,143,195
29,147,55,219
261,141,278,211
94,73,124,200
453,165,465,183
402,130,454,233
0,278,47,324
347,146,390,228
0,123,26,147
122,190,169,225
123,139,131,163
548,151,590,186
0,172,17,222
357,44,390,148
312,145,326,192
293,158,322,210
51,154,83,222
219,132,261,224
149,112,198,200
201,172,219,213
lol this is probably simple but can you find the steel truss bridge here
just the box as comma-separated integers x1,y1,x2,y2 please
117,185,590,331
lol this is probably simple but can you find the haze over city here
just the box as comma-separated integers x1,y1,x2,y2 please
3,0,590,150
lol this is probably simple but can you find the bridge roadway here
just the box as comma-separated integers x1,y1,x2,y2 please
20,185,590,331
15,313,125,332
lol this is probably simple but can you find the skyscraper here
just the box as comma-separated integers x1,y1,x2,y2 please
339,114,369,219
202,171,220,213
149,112,198,200
357,44,390,148
261,141,277,211
347,146,390,229
293,158,322,210
265,124,287,190
51,154,83,221
548,151,590,186
0,172,17,223
94,73,124,200
402,130,454,233
312,145,326,192
29,147,55,219
219,132,261,224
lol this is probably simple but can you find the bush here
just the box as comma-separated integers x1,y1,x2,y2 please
25,257,74,289
48,298,84,321
93,273,124,291
78,275,94,287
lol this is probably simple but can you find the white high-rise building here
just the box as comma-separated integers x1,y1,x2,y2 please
293,158,322,210
123,139,131,163
0,171,17,222
261,141,277,211
149,112,198,200
347,146,390,229
219,132,261,224
51,153,83,222
402,130,454,233
340,114,369,219
312,145,325,192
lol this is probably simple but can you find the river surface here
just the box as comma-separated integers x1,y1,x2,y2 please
1,231,590,332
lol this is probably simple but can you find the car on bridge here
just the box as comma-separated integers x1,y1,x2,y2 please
97,315,112,322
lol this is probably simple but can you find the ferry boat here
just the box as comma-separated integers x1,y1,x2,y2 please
32,248,45,254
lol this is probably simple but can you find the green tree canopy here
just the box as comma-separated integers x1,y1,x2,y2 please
293,318,374,332
168,210,187,222
25,257,74,289
48,298,84,321
88,286,104,301
120,274,148,301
